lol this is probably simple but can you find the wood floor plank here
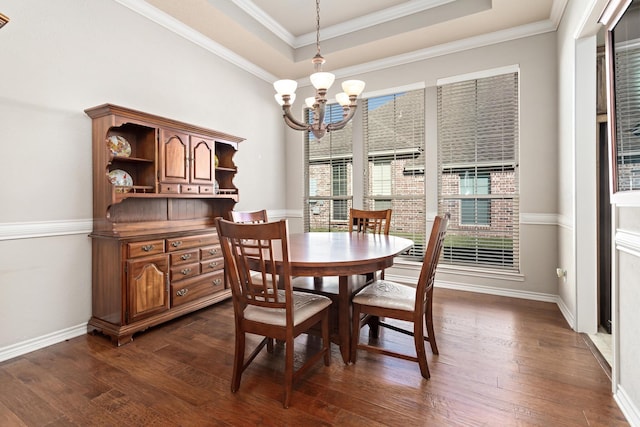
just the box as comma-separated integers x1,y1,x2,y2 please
0,288,628,426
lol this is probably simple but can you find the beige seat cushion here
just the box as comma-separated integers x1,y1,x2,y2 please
352,280,415,311
244,290,331,326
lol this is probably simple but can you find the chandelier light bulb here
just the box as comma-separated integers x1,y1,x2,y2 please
310,72,335,90
342,80,366,97
335,92,350,106
305,97,316,109
273,79,298,96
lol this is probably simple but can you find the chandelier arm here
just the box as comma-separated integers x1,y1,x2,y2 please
281,107,309,131
326,106,357,132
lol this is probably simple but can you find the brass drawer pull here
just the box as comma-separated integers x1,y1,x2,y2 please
213,278,222,286
172,241,183,248
208,248,218,255
142,244,154,252
176,288,189,297
181,253,192,261
181,268,192,275
208,261,218,268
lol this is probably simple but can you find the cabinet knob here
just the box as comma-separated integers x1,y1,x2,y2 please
181,253,192,261
142,244,154,252
181,268,192,275
208,248,218,255
172,241,183,248
213,278,222,286
176,288,189,297
208,261,218,268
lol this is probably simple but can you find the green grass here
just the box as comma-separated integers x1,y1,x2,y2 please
444,235,513,249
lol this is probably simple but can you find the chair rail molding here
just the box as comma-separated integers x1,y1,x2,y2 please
0,219,92,241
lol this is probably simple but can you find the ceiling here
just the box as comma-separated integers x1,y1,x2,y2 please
130,0,565,82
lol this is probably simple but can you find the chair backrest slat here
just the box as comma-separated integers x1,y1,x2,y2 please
416,213,450,310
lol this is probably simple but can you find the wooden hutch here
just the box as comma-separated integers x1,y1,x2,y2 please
85,104,243,345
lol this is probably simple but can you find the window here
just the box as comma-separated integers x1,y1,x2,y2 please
363,89,426,260
459,171,490,225
438,71,519,271
332,163,348,221
304,103,353,231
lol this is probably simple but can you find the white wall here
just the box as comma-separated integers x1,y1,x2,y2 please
285,32,561,299
617,208,640,422
0,0,283,354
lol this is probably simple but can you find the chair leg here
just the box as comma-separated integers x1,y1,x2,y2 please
426,301,439,355
231,330,245,393
413,323,430,380
283,337,294,409
367,315,380,338
322,311,331,366
351,303,362,363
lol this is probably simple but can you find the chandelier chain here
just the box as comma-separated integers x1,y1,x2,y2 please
316,0,321,57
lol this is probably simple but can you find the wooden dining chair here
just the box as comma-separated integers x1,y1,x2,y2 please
230,209,268,223
292,208,393,348
215,217,331,408
349,208,392,280
350,213,449,379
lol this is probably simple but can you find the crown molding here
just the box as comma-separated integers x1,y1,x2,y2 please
232,0,456,49
113,0,277,82
325,19,557,82
549,0,569,27
117,1,557,84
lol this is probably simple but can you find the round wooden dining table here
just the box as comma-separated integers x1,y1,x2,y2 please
284,232,414,364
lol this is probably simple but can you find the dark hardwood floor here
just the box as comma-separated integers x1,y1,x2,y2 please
0,288,628,426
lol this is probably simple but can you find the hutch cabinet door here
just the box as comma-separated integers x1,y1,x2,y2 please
127,254,170,323
190,136,215,185
159,129,189,183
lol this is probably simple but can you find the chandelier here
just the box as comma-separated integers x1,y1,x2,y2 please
273,0,365,140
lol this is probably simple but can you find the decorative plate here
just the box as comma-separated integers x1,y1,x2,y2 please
108,169,133,193
215,155,219,168
106,135,131,157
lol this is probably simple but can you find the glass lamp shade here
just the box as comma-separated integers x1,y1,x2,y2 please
273,79,298,96
342,80,366,96
275,93,296,106
305,97,316,108
310,72,335,90
335,92,350,106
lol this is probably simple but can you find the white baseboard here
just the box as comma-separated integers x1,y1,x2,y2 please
555,294,575,329
0,323,87,363
433,279,559,303
616,385,640,427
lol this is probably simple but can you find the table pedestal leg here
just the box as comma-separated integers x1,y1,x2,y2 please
338,275,351,364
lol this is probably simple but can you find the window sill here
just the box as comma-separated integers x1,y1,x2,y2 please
393,258,525,282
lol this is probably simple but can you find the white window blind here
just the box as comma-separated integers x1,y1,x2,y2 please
304,103,353,231
363,89,426,260
614,41,640,191
437,72,520,271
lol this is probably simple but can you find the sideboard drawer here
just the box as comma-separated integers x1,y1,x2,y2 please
170,262,200,282
171,271,225,307
201,257,224,273
201,244,222,260
167,234,218,252
170,249,200,266
127,240,165,258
